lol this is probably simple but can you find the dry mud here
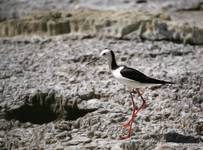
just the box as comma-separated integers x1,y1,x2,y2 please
0,36,202,149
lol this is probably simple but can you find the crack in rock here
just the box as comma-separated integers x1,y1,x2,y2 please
164,132,203,143
4,90,97,124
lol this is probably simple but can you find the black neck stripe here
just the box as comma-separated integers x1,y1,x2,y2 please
110,50,118,70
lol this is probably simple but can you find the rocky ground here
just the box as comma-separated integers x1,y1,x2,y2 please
0,36,202,149
0,0,203,150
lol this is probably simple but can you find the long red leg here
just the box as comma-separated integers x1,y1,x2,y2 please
122,91,137,128
136,89,146,111
119,117,134,139
120,89,146,140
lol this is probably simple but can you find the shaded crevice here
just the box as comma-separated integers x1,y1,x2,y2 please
4,90,97,124
64,100,97,121
164,132,203,143
5,104,58,124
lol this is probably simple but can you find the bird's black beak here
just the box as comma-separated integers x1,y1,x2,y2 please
86,57,100,65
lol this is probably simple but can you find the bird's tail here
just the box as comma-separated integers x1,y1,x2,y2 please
147,77,174,85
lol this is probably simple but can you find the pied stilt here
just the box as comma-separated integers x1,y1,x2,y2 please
90,48,173,139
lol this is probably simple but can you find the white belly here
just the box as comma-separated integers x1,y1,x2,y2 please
112,67,159,88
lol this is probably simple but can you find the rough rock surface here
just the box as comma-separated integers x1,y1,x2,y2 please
1,10,203,45
1,0,203,20
0,36,202,149
0,0,203,149
1,0,203,45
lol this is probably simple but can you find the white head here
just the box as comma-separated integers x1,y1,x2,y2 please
100,48,112,59
100,48,117,70
87,48,117,70
86,49,112,66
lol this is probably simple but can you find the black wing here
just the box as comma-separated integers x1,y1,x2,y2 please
120,66,173,84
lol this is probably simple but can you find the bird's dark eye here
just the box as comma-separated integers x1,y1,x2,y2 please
103,53,106,55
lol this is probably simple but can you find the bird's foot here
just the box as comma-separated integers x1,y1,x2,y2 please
119,127,132,140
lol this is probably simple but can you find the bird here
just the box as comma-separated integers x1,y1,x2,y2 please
88,48,174,139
